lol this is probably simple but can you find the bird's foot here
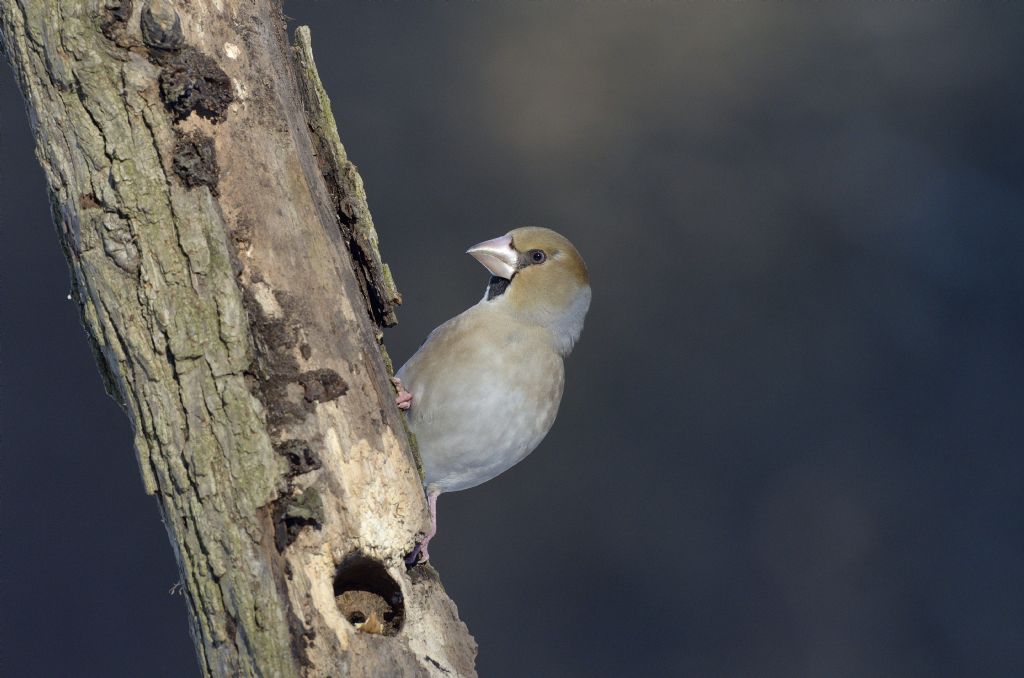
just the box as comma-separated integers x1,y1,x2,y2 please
405,489,439,567
404,541,430,567
392,377,413,410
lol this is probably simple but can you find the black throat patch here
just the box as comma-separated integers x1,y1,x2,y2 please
486,275,511,300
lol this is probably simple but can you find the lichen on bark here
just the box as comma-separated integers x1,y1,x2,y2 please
1,1,475,675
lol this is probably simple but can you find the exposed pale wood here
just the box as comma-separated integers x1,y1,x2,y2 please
0,1,476,675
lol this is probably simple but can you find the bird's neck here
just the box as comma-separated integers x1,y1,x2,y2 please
547,285,591,356
481,284,591,357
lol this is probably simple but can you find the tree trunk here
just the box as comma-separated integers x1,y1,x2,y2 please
0,1,476,675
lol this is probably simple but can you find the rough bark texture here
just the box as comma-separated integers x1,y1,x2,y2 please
0,1,476,675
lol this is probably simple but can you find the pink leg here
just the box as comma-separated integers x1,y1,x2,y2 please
392,377,413,410
405,489,440,566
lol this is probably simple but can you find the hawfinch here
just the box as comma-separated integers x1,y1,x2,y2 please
394,227,591,564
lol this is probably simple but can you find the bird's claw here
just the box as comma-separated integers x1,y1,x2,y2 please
392,377,413,410
404,542,428,567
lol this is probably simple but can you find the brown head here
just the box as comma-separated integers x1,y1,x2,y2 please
467,226,591,354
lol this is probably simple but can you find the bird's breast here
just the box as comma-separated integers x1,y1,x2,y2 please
399,316,566,493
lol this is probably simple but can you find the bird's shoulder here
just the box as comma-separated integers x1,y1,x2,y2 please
397,302,561,394
415,303,501,357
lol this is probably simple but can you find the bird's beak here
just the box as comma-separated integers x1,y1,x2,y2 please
467,234,517,279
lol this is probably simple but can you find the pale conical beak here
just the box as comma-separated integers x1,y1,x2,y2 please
467,234,517,279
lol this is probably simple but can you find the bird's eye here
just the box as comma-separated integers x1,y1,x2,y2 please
529,249,546,264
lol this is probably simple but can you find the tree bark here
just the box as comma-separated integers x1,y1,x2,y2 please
0,1,476,675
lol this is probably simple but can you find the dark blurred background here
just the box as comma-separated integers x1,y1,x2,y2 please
3,3,1023,676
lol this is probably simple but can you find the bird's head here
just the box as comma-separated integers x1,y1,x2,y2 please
467,226,591,354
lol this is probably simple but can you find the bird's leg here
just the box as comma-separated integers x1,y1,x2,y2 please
405,489,440,566
421,490,439,560
392,377,413,410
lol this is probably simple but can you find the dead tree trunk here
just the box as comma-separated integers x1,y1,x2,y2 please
0,1,476,675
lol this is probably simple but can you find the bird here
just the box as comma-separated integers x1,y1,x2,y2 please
393,226,591,564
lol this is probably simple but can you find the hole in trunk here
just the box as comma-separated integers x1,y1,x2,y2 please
334,553,404,636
